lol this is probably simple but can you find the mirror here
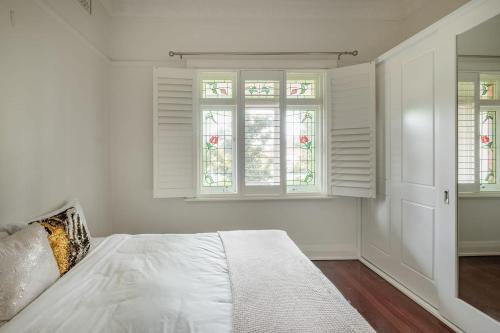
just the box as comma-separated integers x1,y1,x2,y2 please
457,13,500,321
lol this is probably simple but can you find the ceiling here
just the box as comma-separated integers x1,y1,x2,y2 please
99,0,428,20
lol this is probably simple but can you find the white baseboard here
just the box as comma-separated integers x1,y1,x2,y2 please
359,257,463,333
459,240,500,256
300,244,358,260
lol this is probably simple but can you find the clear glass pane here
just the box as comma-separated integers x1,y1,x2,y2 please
457,81,475,184
244,107,280,186
286,109,317,191
480,110,496,186
201,109,234,192
202,79,233,98
286,79,316,99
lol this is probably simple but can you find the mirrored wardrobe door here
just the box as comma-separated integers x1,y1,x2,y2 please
457,11,500,323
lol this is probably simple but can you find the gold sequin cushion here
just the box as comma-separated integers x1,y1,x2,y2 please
30,200,92,276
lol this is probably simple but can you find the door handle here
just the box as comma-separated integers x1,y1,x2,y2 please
444,190,450,205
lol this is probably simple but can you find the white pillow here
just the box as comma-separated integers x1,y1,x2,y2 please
0,223,26,237
0,224,59,321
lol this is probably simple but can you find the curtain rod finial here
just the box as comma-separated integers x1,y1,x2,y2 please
169,51,175,57
352,50,359,56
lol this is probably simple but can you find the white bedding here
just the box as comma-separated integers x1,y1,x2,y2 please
0,233,232,333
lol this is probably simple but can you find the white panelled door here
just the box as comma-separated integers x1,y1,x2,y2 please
395,46,438,306
362,36,440,308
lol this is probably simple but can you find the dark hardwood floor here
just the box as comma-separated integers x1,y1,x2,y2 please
314,260,454,333
459,256,500,322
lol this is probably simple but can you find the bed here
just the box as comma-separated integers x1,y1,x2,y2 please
0,230,374,333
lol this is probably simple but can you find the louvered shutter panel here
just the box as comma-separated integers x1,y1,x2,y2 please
153,68,195,198
328,62,376,198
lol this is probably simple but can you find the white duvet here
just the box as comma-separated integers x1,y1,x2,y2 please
1,234,232,333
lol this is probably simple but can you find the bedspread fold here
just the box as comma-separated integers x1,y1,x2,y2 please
218,230,375,333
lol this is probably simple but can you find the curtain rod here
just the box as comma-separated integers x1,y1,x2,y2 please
168,50,358,60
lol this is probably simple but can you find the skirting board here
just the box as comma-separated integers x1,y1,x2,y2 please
359,257,464,333
300,244,358,260
459,240,500,256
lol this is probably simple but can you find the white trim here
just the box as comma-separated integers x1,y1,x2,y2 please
185,195,334,202
33,0,111,63
301,244,358,260
459,240,500,256
359,258,463,333
459,192,500,198
376,0,486,64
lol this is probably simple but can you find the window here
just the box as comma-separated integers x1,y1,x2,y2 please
458,72,500,193
286,73,322,193
457,79,476,186
480,74,499,100
480,109,497,190
153,64,376,199
199,72,237,194
198,70,324,197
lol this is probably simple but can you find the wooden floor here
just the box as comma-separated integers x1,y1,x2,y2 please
314,260,454,333
459,256,500,322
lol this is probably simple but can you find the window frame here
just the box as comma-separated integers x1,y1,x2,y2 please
458,70,500,195
195,69,327,199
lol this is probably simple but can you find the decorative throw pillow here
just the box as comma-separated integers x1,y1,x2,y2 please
0,224,60,321
30,200,92,276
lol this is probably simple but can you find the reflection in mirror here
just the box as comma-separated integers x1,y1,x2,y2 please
457,13,500,321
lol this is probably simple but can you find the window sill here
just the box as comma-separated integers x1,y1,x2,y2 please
459,192,500,198
184,195,334,202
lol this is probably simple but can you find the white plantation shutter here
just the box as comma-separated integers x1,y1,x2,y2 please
328,62,376,198
153,68,195,198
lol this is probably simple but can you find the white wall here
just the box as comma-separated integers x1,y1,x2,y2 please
400,0,469,39
106,0,469,257
106,1,404,257
0,0,469,254
109,63,360,258
459,198,500,252
107,0,409,63
0,0,112,235
457,12,500,56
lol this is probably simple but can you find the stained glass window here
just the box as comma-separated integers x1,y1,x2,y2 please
480,74,499,100
286,108,317,190
201,109,234,192
198,71,324,196
244,81,279,99
480,110,496,187
457,81,475,184
202,80,233,99
286,79,316,99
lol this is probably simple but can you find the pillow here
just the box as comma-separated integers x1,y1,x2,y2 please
29,199,92,276
0,223,26,237
0,224,60,321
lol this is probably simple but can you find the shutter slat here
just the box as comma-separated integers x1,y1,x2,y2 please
328,62,376,198
158,104,192,111
332,167,372,175
158,97,192,105
158,91,192,99
154,68,195,198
